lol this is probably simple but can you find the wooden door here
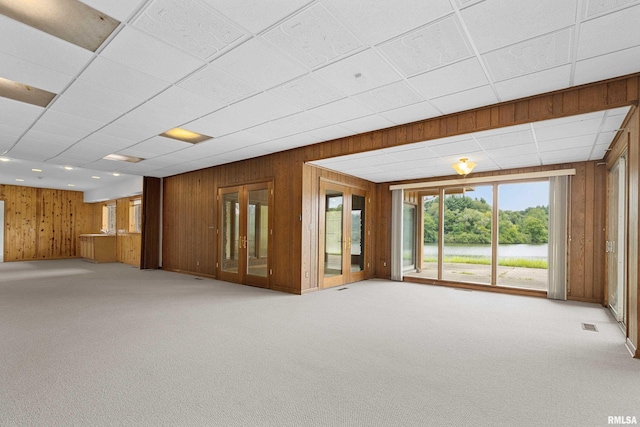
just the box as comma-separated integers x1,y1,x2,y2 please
218,182,272,288
319,181,367,288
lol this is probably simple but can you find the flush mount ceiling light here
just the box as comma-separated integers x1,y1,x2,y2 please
0,76,56,107
63,166,73,170
452,158,477,176
160,127,213,144
0,0,120,52
0,157,10,162
104,154,143,163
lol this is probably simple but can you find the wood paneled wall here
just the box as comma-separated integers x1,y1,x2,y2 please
0,184,101,260
140,177,161,269
160,74,639,296
301,165,377,292
114,197,141,267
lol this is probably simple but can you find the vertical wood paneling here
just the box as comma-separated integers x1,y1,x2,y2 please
141,177,161,269
624,107,639,355
0,185,100,261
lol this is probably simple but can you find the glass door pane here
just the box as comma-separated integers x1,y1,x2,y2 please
403,203,416,271
422,194,439,279
247,188,269,278
324,190,343,277
443,186,493,284
221,191,240,274
350,194,365,273
497,182,549,290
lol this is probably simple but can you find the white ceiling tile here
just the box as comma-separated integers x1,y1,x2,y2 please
201,0,310,34
262,133,322,152
83,132,140,150
308,125,353,142
307,98,374,123
408,58,488,99
38,110,105,134
430,85,498,115
127,136,191,155
476,130,533,150
178,64,257,105
590,143,611,160
601,113,628,132
30,120,94,140
80,0,147,21
273,111,333,133
150,86,225,120
461,0,578,52
574,45,640,86
324,0,453,45
493,155,541,169
100,26,206,83
533,111,604,128
540,146,593,164
583,0,640,18
379,16,471,76
427,139,481,156
535,117,603,141
118,103,192,133
49,95,123,124
379,100,441,125
263,3,362,69
538,135,596,151
20,129,78,147
387,147,439,162
210,38,307,91
134,0,246,59
494,65,571,102
353,81,423,112
0,123,25,139
0,15,93,76
62,79,143,113
577,4,640,60
269,75,344,110
229,92,300,125
314,49,403,95
485,143,539,159
0,97,44,127
185,107,247,137
0,51,72,93
339,115,395,134
79,56,170,100
483,29,572,82
7,139,67,161
243,122,299,141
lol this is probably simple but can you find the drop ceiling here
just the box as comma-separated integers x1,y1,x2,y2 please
0,0,639,191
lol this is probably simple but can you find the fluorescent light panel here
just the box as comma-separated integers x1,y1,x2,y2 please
160,128,213,144
104,153,144,163
0,77,56,107
0,0,120,52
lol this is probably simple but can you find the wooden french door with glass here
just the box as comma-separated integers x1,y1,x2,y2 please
218,182,272,289
320,181,367,288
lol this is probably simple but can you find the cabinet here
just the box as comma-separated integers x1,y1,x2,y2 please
79,234,116,263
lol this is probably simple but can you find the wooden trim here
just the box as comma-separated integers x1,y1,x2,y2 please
390,169,576,190
403,275,547,299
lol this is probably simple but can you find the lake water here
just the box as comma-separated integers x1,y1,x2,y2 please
424,243,548,259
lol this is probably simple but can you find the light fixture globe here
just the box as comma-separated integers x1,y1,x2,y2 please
452,158,477,176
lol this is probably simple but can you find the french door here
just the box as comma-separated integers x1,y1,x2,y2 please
319,181,367,288
218,182,272,288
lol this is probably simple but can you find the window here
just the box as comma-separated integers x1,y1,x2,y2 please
129,199,141,233
413,180,550,291
102,203,116,234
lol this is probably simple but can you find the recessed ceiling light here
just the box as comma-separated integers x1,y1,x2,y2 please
0,77,56,107
104,153,144,163
91,176,101,179
0,157,10,162
63,166,73,170
160,128,213,144
112,173,121,176
32,168,42,172
68,184,75,187
0,0,120,52
16,178,24,182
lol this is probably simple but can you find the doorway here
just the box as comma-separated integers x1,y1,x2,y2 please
0,200,3,262
319,181,367,288
607,155,627,325
218,181,272,289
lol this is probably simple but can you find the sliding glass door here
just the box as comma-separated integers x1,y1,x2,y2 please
607,156,627,324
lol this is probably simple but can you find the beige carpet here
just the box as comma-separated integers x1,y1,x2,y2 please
1,259,638,426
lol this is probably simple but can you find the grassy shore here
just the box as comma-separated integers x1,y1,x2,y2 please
423,256,548,269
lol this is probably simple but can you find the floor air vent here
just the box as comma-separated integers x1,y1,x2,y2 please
194,277,204,280
337,287,348,291
581,323,598,332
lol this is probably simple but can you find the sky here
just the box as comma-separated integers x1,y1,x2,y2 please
461,181,549,211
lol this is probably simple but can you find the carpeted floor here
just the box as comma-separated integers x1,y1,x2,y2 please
1,259,638,426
